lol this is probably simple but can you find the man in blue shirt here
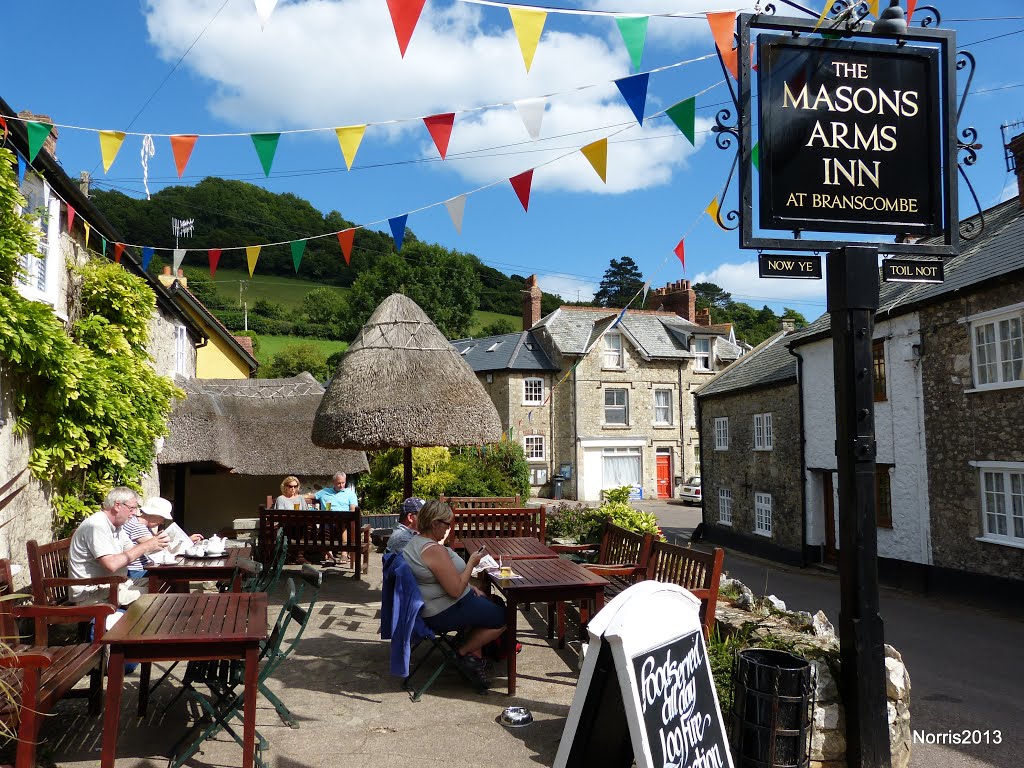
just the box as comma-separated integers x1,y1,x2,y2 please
312,473,359,567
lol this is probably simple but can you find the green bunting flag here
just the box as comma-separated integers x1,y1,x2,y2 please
251,133,281,177
665,97,696,146
290,240,305,272
26,121,54,162
752,141,760,171
616,16,649,72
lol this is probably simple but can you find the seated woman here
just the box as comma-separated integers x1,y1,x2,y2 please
273,476,308,510
402,500,505,685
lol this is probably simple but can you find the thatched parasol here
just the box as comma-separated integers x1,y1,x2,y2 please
312,293,502,497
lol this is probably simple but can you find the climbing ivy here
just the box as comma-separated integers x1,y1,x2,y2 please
0,147,181,530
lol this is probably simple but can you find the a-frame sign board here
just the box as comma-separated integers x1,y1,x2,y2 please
554,582,733,768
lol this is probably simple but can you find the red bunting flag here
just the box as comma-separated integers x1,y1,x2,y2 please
674,239,685,272
66,205,76,233
337,229,355,265
209,248,222,278
509,170,534,212
907,0,917,21
423,113,455,160
386,0,427,57
170,135,199,178
114,243,125,264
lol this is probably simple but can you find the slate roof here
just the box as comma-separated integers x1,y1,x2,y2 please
695,332,797,399
790,197,1024,346
450,331,558,373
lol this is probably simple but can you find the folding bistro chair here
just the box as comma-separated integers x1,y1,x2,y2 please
380,552,486,701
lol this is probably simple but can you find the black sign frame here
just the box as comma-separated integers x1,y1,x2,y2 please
737,13,959,256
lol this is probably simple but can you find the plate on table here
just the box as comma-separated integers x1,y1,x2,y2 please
184,551,229,560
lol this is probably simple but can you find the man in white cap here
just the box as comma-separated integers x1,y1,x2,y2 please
385,497,425,555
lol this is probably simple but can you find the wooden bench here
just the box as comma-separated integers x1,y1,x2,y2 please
0,558,113,768
646,540,724,639
450,505,546,547
441,495,521,509
257,507,365,578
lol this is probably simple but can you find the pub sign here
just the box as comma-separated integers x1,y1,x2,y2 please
758,36,942,237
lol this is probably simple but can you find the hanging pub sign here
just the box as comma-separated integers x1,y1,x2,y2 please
736,14,959,257
758,253,822,279
882,257,944,283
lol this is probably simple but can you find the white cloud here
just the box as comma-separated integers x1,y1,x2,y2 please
143,0,708,193
538,273,597,303
693,260,827,311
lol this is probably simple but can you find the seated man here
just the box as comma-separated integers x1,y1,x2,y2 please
385,497,424,555
310,472,359,568
69,486,170,607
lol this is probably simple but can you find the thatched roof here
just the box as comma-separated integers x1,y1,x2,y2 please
312,294,502,449
159,373,368,475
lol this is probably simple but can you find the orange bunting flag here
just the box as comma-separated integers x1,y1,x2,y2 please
510,170,534,212
386,0,427,57
509,7,547,72
170,135,198,178
99,130,126,173
674,239,685,272
423,113,455,160
337,229,356,265
706,11,739,79
907,0,917,21
580,138,608,183
209,249,222,278
66,205,76,233
114,243,125,264
335,126,366,170
246,245,261,277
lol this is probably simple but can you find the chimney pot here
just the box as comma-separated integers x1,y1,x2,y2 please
1009,133,1024,208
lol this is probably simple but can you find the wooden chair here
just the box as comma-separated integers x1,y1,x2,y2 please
257,507,364,579
441,495,521,509
449,505,546,547
26,538,122,644
645,541,724,639
0,558,113,768
265,497,372,573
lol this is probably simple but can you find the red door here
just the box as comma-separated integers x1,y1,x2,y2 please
656,454,671,499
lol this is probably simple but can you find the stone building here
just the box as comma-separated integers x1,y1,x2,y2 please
695,331,804,564
452,277,742,501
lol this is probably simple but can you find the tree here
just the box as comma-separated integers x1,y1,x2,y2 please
479,319,517,337
260,343,331,380
593,257,644,308
693,282,732,311
300,287,345,326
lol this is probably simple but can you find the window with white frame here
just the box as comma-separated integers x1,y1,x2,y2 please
524,435,545,462
693,337,711,370
714,417,729,450
603,446,641,489
604,388,628,425
694,444,701,474
972,312,1023,387
16,174,60,306
754,492,773,535
653,389,673,425
753,413,774,450
718,488,733,525
174,325,190,377
980,466,1024,545
523,377,543,405
603,333,624,369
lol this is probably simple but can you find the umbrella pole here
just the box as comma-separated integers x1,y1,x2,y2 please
404,447,413,500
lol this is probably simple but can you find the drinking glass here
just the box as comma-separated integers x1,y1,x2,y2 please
293,503,300,510
326,502,332,511
499,555,512,579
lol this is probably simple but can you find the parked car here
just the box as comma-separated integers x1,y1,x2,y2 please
679,476,702,504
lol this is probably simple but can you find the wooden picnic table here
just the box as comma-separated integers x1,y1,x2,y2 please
145,547,251,593
460,536,559,560
482,558,607,696
100,591,267,768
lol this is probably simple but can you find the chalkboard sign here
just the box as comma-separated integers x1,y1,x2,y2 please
554,581,733,768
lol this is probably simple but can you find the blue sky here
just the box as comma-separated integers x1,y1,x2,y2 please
3,0,1022,319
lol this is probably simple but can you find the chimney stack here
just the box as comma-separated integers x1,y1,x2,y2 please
522,274,542,331
694,307,712,327
1010,133,1024,208
157,266,188,288
780,317,796,333
645,279,697,321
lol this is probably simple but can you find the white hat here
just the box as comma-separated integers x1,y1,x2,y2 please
141,496,173,520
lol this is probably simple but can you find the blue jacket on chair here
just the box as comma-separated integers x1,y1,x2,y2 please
381,552,435,677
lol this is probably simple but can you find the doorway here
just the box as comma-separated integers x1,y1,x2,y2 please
822,470,837,563
656,452,672,499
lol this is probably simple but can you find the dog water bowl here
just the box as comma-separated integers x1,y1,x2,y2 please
498,706,534,728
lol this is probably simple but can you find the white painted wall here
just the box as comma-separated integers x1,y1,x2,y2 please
798,312,931,565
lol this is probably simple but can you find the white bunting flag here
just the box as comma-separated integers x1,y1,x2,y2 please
445,194,467,235
173,248,187,272
514,98,546,141
253,0,279,29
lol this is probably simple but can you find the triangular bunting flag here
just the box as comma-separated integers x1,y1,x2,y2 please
253,0,278,29
389,215,408,252
290,240,305,273
17,156,26,186
250,133,280,177
102,237,107,257
868,0,880,15
580,139,608,183
99,130,126,173
706,11,739,79
616,16,649,71
641,280,651,305
386,0,427,57
84,222,91,249
335,125,366,170
246,245,261,277
514,98,546,141
66,205,76,233
337,229,355,265
666,97,696,145
907,0,917,21
170,135,198,178
674,239,685,272
615,73,649,126
209,248,222,278
812,2,831,32
423,113,456,160
509,170,534,212
173,248,186,272
445,194,467,235
141,247,155,271
0,116,6,144
752,141,760,171
705,197,728,231
509,7,546,72
25,121,53,162
114,243,125,264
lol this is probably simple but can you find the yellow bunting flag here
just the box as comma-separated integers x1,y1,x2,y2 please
868,0,880,15
509,7,546,72
84,222,91,249
705,197,728,231
246,245,261,277
99,130,127,173
335,125,366,170
580,138,608,183
813,2,831,31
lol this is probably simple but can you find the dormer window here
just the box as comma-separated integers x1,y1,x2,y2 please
603,333,624,369
693,338,711,370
